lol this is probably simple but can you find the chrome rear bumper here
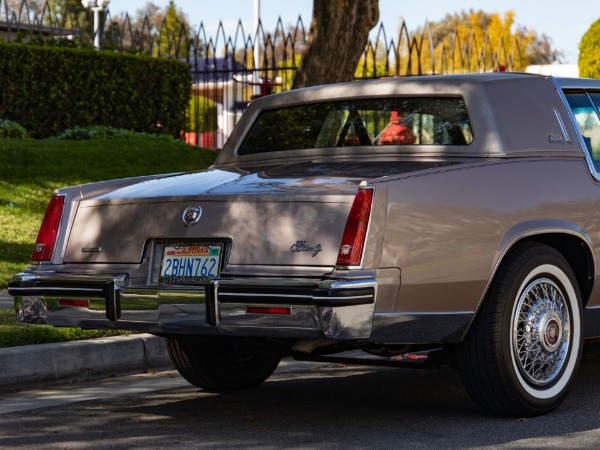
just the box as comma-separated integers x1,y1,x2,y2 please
9,273,377,340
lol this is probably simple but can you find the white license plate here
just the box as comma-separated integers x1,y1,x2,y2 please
159,244,221,284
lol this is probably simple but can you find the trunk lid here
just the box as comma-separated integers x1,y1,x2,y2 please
63,161,453,267
64,166,357,267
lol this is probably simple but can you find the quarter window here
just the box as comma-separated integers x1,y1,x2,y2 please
239,97,473,155
565,92,600,170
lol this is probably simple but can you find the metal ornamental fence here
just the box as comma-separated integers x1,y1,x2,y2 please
0,0,525,148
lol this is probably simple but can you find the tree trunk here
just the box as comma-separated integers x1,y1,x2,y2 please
292,0,379,89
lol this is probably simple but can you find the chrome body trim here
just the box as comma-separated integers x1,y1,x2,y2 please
555,77,600,90
553,109,571,143
550,76,599,181
9,273,379,340
10,271,482,343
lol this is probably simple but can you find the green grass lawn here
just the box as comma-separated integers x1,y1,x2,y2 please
0,138,217,288
0,138,216,347
0,308,136,347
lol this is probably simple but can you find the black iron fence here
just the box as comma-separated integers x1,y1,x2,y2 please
1,0,526,148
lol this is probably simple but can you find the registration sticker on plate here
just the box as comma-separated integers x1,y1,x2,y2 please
159,244,221,285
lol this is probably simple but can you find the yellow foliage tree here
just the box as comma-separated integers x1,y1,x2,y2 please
406,10,542,75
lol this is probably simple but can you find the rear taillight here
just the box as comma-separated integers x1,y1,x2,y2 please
31,195,65,261
336,188,373,267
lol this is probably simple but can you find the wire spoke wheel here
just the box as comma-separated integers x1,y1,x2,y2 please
512,278,571,386
457,243,583,417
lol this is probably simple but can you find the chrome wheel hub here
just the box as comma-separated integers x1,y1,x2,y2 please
539,312,562,352
512,278,570,386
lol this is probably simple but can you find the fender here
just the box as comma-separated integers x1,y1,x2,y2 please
463,219,595,338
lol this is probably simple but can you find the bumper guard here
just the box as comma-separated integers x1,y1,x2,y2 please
9,273,377,340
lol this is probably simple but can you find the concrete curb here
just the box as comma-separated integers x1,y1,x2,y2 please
0,334,173,390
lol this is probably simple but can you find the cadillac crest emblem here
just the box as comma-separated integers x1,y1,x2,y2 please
182,205,203,227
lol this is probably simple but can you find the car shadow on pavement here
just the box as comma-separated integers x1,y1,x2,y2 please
116,339,600,448
1,341,600,449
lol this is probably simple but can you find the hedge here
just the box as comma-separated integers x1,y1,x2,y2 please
0,42,191,138
579,18,600,79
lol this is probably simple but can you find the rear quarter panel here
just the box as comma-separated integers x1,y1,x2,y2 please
380,158,600,313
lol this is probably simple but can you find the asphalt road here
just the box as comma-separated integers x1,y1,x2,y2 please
1,342,600,449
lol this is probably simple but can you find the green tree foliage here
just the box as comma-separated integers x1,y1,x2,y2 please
355,43,387,79
579,18,600,79
156,0,188,57
108,1,191,57
27,0,89,31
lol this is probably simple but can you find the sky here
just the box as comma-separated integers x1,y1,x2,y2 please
107,0,598,64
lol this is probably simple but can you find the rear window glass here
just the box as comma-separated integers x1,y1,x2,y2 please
238,97,473,155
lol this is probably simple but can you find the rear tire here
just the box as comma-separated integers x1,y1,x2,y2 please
167,337,281,391
457,242,583,416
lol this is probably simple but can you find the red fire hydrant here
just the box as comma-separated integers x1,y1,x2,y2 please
379,111,416,145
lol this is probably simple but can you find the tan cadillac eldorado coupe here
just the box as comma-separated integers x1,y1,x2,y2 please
9,73,600,416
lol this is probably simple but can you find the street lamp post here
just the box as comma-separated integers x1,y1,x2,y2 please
253,0,261,97
81,0,109,50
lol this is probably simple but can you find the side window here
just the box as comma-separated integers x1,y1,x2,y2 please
565,92,600,171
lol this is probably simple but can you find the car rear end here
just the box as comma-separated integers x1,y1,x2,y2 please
9,169,393,342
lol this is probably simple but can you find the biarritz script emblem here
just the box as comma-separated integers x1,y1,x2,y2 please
291,240,322,257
